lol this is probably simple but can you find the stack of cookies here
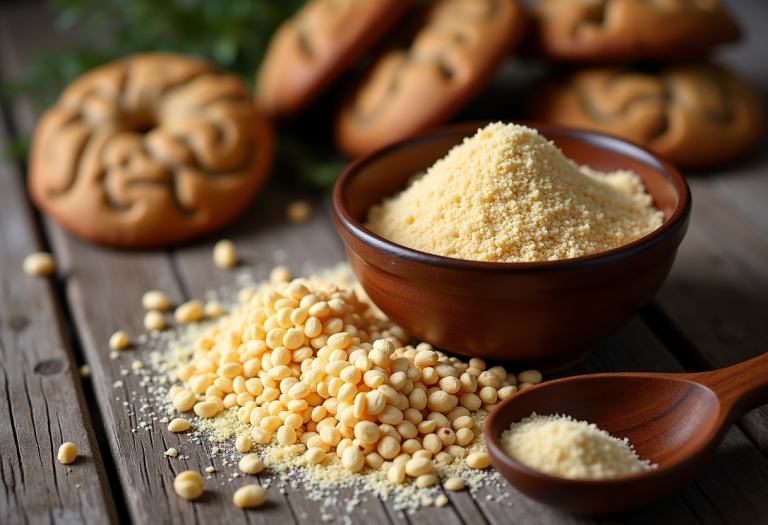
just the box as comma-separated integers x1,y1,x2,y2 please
29,0,763,248
527,0,763,169
256,0,762,168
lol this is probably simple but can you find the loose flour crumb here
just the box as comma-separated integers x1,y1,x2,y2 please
366,122,663,262
500,413,656,479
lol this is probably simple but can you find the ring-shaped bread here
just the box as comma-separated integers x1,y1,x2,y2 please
29,52,274,248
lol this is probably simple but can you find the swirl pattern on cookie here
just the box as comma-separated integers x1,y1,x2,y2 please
335,0,529,157
531,0,740,62
256,0,414,121
29,53,274,248
532,62,763,169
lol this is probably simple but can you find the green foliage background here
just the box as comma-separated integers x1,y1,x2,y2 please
3,0,346,190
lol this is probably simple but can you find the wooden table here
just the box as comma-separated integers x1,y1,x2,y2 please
2,1,768,524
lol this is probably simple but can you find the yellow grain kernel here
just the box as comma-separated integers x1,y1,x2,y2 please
305,447,326,465
57,442,77,464
466,452,491,469
175,300,203,323
109,330,129,350
168,418,190,432
174,471,204,500
213,239,238,269
444,477,466,491
142,290,171,311
286,200,312,224
233,484,267,508
517,369,543,385
23,252,55,276
239,453,265,474
236,435,251,453
143,310,166,331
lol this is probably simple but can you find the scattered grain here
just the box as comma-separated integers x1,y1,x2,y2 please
142,290,171,311
144,310,166,331
174,471,204,500
286,200,312,224
168,418,191,432
443,477,465,491
233,484,267,508
213,240,238,269
23,252,55,276
57,442,77,464
239,454,265,475
175,300,203,323
466,452,490,470
109,330,129,350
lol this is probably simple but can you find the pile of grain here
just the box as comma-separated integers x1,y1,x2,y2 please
366,122,664,262
145,265,538,512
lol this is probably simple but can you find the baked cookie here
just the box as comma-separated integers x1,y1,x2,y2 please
530,0,741,62
29,53,274,248
256,0,414,121
530,62,763,169
335,0,529,158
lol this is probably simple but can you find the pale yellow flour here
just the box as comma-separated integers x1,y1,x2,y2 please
499,413,655,479
366,122,664,262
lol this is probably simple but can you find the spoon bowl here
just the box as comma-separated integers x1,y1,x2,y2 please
485,353,768,515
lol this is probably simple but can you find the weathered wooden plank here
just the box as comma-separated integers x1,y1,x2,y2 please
652,179,768,453
707,134,768,246
0,103,118,523
713,0,768,244
41,210,308,525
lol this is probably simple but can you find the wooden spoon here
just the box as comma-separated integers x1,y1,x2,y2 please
485,352,768,515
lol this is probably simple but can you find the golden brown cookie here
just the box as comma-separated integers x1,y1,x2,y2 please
530,0,741,62
335,0,529,158
530,62,764,169
255,0,414,121
29,53,274,248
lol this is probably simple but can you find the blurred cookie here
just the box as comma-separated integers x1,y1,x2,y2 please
531,0,740,62
335,0,529,158
256,0,414,121
531,62,763,169
29,53,274,248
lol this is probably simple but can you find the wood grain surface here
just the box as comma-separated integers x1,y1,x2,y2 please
0,1,767,524
0,104,118,524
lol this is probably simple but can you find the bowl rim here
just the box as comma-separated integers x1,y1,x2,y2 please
333,121,691,274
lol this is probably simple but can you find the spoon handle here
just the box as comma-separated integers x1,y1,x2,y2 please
690,351,768,427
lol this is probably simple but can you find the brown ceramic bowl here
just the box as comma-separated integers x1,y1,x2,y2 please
332,122,691,370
